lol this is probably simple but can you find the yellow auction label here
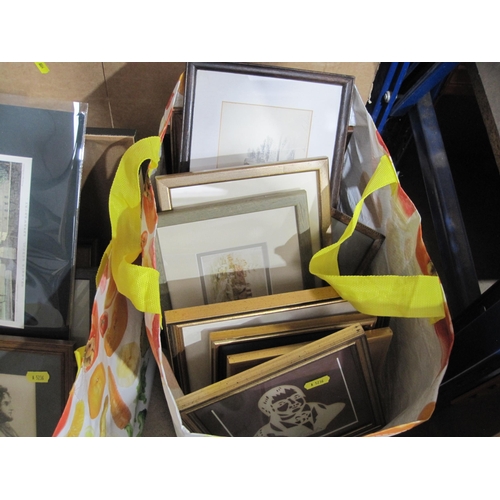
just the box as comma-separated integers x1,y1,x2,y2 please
34,62,50,74
26,371,50,383
304,375,330,390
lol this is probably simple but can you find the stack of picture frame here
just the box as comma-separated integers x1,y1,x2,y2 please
154,63,392,437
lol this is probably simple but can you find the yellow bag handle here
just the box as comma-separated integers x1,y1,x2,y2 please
309,154,446,322
97,136,162,315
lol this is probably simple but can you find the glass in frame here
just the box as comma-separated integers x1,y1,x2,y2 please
156,189,314,311
179,62,354,207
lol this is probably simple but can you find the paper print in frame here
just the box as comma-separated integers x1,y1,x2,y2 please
156,189,314,311
223,327,392,382
164,286,360,394
0,94,88,338
176,323,385,437
179,62,354,206
0,334,75,437
0,154,32,329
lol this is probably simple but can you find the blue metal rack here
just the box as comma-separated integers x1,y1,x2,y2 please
369,63,500,435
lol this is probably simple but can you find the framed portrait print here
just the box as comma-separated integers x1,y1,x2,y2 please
155,157,331,262
176,323,385,437
164,286,359,393
179,62,354,206
156,189,314,311
0,334,75,437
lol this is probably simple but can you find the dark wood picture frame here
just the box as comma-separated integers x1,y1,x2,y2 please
331,208,386,275
179,62,354,207
0,334,75,437
209,312,379,383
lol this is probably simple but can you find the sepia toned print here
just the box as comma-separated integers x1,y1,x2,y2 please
0,374,36,437
198,244,271,304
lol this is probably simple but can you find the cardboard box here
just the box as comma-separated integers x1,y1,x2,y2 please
0,62,378,140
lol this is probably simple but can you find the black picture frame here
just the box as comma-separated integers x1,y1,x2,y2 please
0,334,75,437
0,94,88,339
179,62,354,207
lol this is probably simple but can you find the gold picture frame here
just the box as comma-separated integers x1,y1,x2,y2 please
209,313,381,383
176,323,385,437
164,286,363,394
155,157,331,259
155,189,315,311
225,328,393,382
225,342,310,378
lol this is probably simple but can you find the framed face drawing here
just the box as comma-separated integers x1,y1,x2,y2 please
0,334,75,437
176,323,384,437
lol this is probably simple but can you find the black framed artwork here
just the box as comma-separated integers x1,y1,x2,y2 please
177,324,384,437
0,94,87,339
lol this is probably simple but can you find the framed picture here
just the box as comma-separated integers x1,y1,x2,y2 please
0,154,32,329
0,94,87,339
209,313,380,383
156,189,314,310
225,342,310,378
179,62,354,206
0,334,75,437
176,323,385,437
164,286,360,393
72,267,98,349
155,157,331,263
331,208,386,275
169,107,183,174
220,327,392,384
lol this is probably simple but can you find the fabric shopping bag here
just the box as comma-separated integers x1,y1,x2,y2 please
153,77,454,437
54,73,454,437
53,137,164,437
